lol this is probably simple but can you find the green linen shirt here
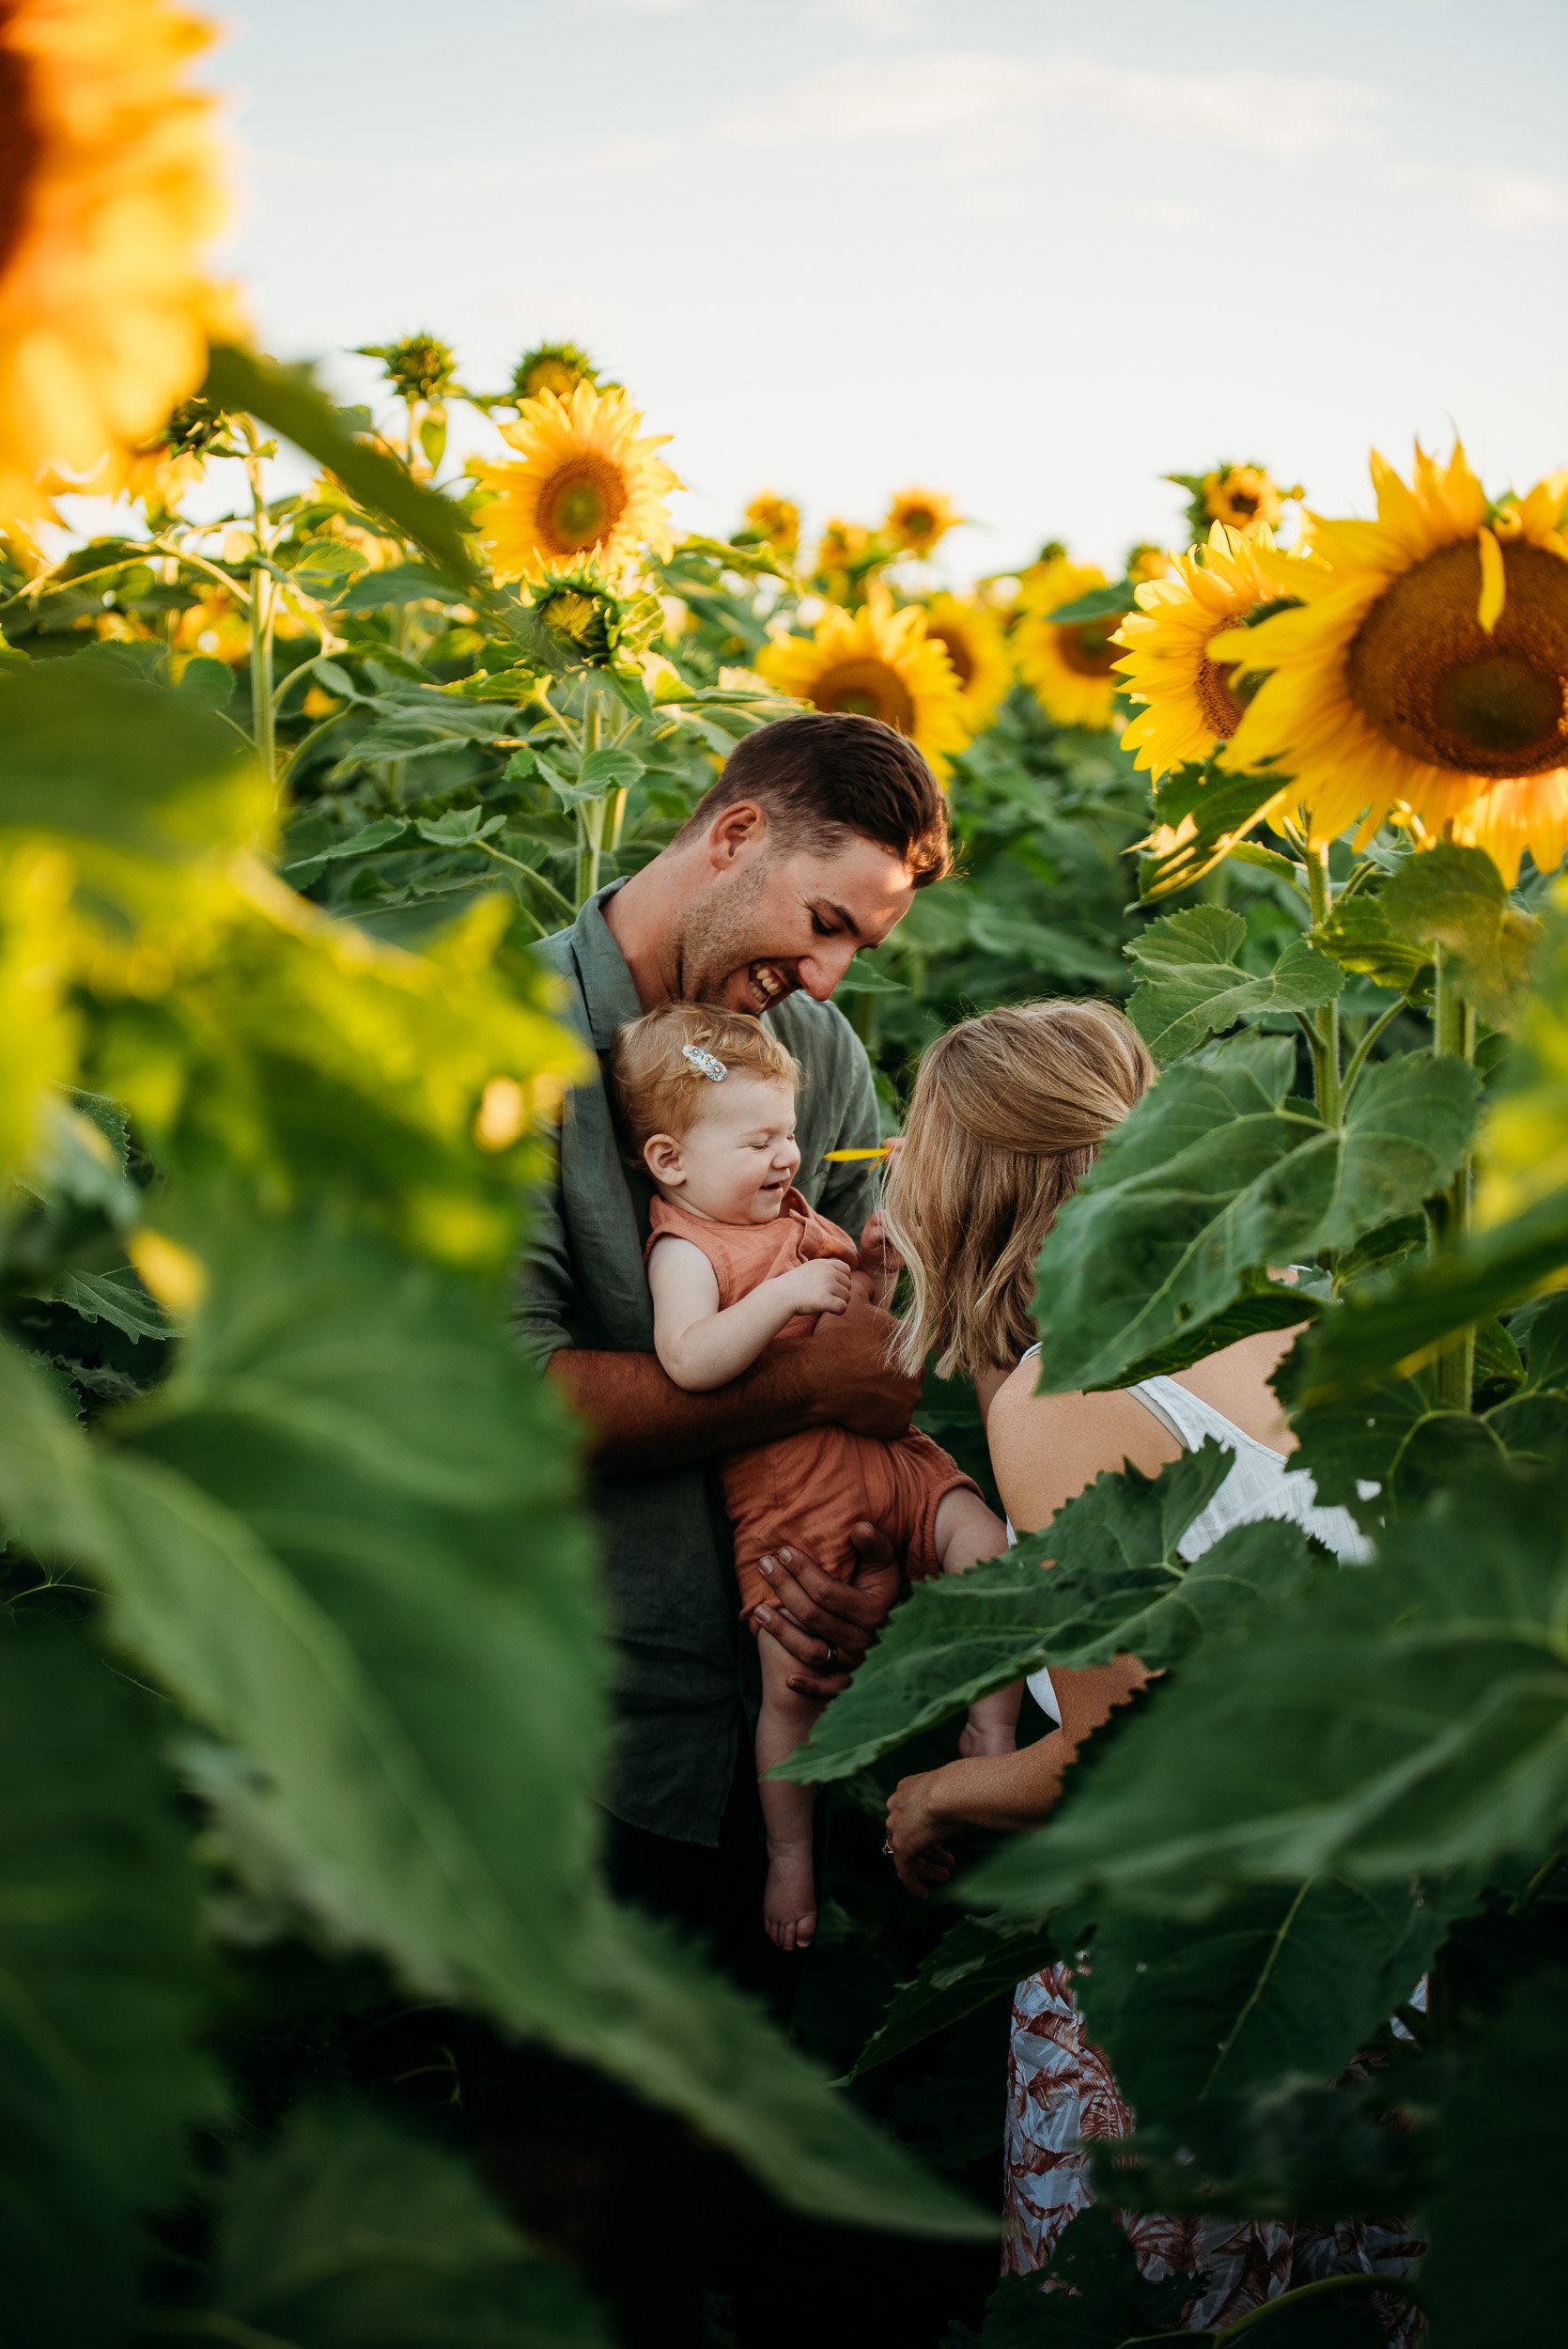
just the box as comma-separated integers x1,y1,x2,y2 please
516,882,883,1845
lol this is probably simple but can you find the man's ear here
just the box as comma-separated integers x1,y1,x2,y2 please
644,1132,685,1187
706,799,768,871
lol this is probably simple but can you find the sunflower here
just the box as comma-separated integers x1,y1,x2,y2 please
1126,542,1172,586
1113,523,1301,779
0,0,226,524
1211,444,1568,882
356,332,458,404
474,381,680,587
814,516,874,599
743,490,800,560
922,592,1014,732
756,592,972,779
885,486,960,561
510,340,599,405
1014,556,1123,730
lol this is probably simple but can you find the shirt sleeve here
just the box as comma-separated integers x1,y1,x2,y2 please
815,1016,883,1240
513,1165,575,1372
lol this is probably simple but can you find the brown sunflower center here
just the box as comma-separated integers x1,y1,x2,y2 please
1345,538,1568,778
902,507,935,541
537,455,629,555
1055,615,1122,678
807,657,916,734
928,624,973,687
1195,649,1252,739
0,11,40,282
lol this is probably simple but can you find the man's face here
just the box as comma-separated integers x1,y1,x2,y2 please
674,832,918,1016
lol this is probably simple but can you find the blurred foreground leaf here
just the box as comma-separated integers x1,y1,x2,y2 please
0,1620,216,2342
198,2099,610,2349
0,1208,984,2239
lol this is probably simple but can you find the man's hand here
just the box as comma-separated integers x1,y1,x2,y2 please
751,1522,902,1699
780,1280,919,1442
856,1208,901,1308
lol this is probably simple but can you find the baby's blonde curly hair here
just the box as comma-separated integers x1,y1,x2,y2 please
611,1002,800,1153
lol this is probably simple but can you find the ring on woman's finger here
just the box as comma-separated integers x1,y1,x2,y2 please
820,1641,837,1669
881,1838,893,1857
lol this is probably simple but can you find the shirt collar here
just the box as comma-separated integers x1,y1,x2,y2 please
569,879,645,1052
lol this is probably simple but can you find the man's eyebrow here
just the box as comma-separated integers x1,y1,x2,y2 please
815,897,866,942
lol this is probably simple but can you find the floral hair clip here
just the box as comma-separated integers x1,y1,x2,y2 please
680,1044,728,1082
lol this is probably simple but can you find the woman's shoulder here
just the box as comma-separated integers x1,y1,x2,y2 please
986,1363,1180,1532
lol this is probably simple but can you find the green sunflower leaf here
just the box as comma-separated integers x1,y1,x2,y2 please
1030,1049,1480,1394
963,1455,1568,1922
1125,905,1343,1065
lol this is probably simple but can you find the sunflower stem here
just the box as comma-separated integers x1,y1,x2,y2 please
1431,941,1477,1411
1305,847,1341,1128
242,432,277,793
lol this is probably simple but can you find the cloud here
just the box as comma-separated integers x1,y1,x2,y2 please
1391,162,1568,232
810,0,923,33
722,49,1383,158
1462,170,1568,230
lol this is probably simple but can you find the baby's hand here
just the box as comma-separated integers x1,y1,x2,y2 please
783,1257,854,1317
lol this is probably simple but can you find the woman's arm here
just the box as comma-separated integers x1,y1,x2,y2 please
883,1377,1178,1889
884,1657,1147,1893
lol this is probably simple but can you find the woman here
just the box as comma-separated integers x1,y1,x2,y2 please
876,999,1420,2335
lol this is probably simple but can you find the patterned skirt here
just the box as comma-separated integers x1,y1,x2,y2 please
1003,1964,1424,2340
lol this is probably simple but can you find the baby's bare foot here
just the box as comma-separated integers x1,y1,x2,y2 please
959,1716,1017,1760
764,1843,817,1952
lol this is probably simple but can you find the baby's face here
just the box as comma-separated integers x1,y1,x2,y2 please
649,1074,801,1222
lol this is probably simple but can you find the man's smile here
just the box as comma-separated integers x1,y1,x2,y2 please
746,959,796,1011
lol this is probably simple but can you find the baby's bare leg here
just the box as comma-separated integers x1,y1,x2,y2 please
755,1630,827,1952
933,1487,1021,1759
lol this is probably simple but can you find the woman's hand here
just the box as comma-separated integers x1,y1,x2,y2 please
885,1764,957,1898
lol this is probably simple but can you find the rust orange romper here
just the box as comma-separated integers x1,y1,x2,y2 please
646,1188,980,1622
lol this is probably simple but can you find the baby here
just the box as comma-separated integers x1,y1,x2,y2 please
612,1001,1017,1952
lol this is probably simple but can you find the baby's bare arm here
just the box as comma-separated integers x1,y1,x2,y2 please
647,1237,851,1392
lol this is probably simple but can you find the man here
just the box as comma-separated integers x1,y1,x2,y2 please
516,710,952,1946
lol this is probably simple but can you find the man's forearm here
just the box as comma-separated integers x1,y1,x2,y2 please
548,1346,813,1475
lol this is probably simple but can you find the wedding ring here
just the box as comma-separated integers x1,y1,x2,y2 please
820,1641,837,1669
881,1839,894,1856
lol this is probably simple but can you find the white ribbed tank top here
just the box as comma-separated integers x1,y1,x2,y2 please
1009,1351,1368,1724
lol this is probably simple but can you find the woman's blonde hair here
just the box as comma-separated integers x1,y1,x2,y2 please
883,999,1155,1378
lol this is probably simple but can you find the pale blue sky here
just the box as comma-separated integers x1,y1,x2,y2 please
202,0,1567,573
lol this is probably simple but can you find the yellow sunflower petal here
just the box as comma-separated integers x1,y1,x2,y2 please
755,591,972,780
1014,556,1121,731
1213,443,1568,875
1110,523,1308,780
474,380,681,587
0,0,228,524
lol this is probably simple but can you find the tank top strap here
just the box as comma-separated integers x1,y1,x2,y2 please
1126,1374,1238,1453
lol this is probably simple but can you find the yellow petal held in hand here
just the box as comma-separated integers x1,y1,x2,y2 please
756,592,973,780
0,0,227,524
1211,444,1568,881
885,487,960,561
475,380,681,587
1114,523,1301,779
1014,556,1122,731
923,594,1014,734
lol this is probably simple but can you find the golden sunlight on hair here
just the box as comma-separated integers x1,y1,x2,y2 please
883,1000,1155,1380
612,1002,800,1158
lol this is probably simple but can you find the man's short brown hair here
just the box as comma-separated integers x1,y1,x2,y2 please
675,711,951,886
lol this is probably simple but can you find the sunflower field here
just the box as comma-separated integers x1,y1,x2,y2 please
4,6,1568,2346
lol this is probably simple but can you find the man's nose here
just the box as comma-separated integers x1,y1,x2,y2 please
799,941,858,1001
